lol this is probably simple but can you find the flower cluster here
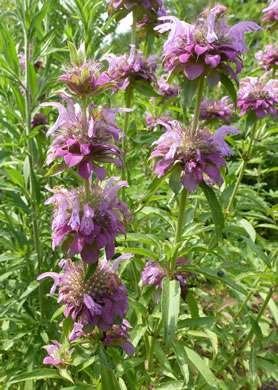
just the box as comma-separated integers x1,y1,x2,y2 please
157,75,179,99
146,112,172,130
45,178,131,263
199,97,233,123
43,341,73,367
107,0,163,12
38,256,130,330
103,45,158,91
200,3,227,19
262,0,278,26
255,44,278,71
149,120,240,192
155,8,262,81
238,77,278,119
42,96,126,180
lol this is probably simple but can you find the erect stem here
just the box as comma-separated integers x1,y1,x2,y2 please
24,31,45,320
122,86,133,191
196,285,274,390
227,121,257,212
209,0,216,10
131,8,137,46
171,188,188,272
191,75,205,136
147,319,163,371
81,95,87,123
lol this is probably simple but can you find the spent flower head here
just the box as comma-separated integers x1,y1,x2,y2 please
238,76,278,119
155,7,262,82
38,256,131,330
45,178,132,263
149,119,241,192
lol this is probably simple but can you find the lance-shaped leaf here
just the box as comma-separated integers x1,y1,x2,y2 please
161,278,180,349
200,181,224,239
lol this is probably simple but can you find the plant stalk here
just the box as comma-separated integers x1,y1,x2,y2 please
191,75,205,136
227,121,257,212
147,319,162,371
24,31,45,319
209,0,216,10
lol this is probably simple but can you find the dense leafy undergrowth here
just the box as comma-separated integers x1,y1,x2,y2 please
1,0,278,389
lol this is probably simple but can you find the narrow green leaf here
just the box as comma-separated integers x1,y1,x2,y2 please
242,236,271,268
115,246,159,261
220,73,237,108
138,171,171,206
155,381,185,390
133,79,159,97
173,341,189,383
178,316,216,329
249,348,258,389
239,219,256,242
101,363,121,390
169,166,181,195
186,292,199,319
249,316,263,340
8,369,60,384
62,317,74,339
200,181,224,239
50,305,66,323
161,279,180,349
181,78,198,109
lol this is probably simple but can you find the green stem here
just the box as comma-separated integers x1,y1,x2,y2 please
81,96,87,123
84,179,90,201
191,75,205,136
272,66,276,78
227,121,257,212
122,86,133,189
171,188,188,272
24,32,45,320
197,286,274,390
147,319,162,371
209,0,216,10
131,9,137,46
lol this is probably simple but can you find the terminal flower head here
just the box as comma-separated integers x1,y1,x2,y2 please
255,44,278,71
45,178,132,263
262,0,278,26
149,120,240,192
41,96,125,180
38,256,131,330
103,45,158,91
155,8,262,82
238,77,278,119
157,75,179,99
199,96,233,123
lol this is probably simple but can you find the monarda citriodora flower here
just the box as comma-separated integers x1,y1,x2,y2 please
262,0,278,25
199,96,233,123
38,256,130,330
255,44,278,71
155,7,262,82
103,45,158,91
43,341,73,367
41,96,126,180
107,0,163,12
238,77,278,119
45,178,131,263
149,120,240,192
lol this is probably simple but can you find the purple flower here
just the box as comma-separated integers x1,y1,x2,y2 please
255,44,278,71
155,9,262,82
38,256,131,330
137,6,167,30
31,112,48,129
146,112,172,130
104,319,134,355
157,75,179,99
103,45,158,91
262,0,278,25
43,340,73,367
18,52,25,70
199,96,233,123
200,3,227,19
142,256,195,301
45,178,132,263
149,120,241,192
41,96,125,180
58,60,114,97
238,77,278,119
107,0,163,12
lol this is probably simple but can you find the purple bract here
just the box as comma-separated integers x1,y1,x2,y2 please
107,0,163,12
262,0,278,25
38,256,131,330
149,120,241,192
104,319,134,355
58,60,114,97
238,77,278,119
43,340,73,367
255,44,278,71
103,45,158,91
145,112,172,130
155,8,262,81
45,178,132,263
199,96,233,123
31,112,48,129
41,96,125,180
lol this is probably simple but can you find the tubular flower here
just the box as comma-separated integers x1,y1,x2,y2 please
43,340,73,367
157,75,179,99
107,0,163,12
145,112,172,130
137,6,167,30
104,319,134,355
58,60,114,97
238,77,278,119
149,120,241,192
31,112,48,129
155,8,262,82
45,178,132,263
262,0,278,25
255,44,278,71
103,45,158,91
200,3,227,19
38,256,131,330
41,96,125,180
141,256,195,301
199,96,233,123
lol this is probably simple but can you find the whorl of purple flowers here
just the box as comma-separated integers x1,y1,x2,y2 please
45,178,132,263
149,120,241,192
155,8,262,81
104,319,134,355
145,112,172,130
255,44,278,71
38,257,130,331
199,96,233,123
103,45,158,91
41,95,126,180
200,3,227,19
157,75,179,99
262,0,278,24
238,77,278,119
107,0,163,12
58,60,114,97
43,340,73,367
